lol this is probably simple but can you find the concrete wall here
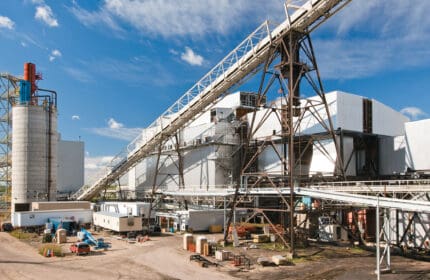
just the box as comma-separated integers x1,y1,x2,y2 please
12,105,58,209
57,140,84,194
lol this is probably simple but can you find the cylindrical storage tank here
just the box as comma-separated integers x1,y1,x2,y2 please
12,105,58,211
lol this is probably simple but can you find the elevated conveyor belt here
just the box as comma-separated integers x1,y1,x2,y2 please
72,0,351,201
237,188,430,213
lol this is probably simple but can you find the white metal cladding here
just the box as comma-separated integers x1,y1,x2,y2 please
239,188,430,213
391,209,430,248
73,0,351,201
372,99,408,137
11,105,57,210
248,91,365,139
11,209,92,227
57,140,84,194
378,136,407,175
130,144,234,193
405,119,430,171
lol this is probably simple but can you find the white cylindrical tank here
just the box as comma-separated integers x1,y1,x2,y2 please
12,105,57,211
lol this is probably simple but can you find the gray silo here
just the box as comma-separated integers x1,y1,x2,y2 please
11,63,58,212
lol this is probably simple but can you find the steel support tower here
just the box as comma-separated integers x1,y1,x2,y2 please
0,73,19,212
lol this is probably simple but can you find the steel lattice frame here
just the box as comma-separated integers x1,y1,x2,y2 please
222,28,345,255
0,73,19,212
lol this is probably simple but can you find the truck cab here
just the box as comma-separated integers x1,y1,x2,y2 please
70,242,90,256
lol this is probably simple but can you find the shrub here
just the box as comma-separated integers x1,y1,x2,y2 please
9,229,38,240
38,244,64,257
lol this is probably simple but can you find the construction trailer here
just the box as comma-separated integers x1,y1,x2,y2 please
98,201,153,218
11,209,92,228
93,211,142,232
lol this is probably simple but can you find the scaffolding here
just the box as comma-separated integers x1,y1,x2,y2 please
0,73,19,214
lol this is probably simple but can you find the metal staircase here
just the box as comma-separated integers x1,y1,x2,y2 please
73,0,351,201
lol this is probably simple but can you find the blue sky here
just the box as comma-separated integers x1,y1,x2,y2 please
1,0,429,183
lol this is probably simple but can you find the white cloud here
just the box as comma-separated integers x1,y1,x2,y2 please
85,155,114,185
80,57,175,87
69,5,124,34
90,118,142,141
180,47,204,66
35,4,59,27
169,49,179,55
85,155,113,170
108,118,123,129
315,0,430,80
0,16,15,30
71,0,283,37
63,67,93,83
400,107,427,121
49,49,62,61
72,115,80,120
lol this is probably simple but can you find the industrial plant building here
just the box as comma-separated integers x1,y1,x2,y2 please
124,90,425,198
0,2,429,277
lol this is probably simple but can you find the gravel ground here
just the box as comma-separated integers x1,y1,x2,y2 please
0,231,429,280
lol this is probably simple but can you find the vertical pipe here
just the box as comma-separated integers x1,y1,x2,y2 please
47,101,52,200
233,205,236,225
376,198,380,280
223,197,226,237
288,32,296,256
386,209,391,270
396,209,399,246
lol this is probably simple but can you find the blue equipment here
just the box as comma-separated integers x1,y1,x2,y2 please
80,228,111,249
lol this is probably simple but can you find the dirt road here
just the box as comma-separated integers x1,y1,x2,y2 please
0,232,236,280
1,232,429,280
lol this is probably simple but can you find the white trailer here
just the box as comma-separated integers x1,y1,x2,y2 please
11,209,93,227
93,211,142,232
98,201,153,218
